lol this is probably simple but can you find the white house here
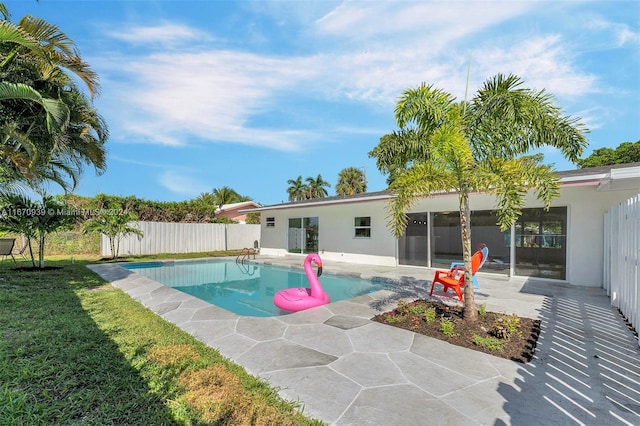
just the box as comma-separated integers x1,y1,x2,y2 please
247,163,640,288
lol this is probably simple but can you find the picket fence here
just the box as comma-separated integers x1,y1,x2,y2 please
101,221,260,257
604,194,640,344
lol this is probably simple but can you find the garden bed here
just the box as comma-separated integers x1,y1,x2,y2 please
372,300,541,363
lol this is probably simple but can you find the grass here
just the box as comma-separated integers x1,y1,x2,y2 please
0,254,324,425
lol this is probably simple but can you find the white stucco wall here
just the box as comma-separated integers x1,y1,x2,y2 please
258,200,397,266
257,184,640,287
551,186,639,286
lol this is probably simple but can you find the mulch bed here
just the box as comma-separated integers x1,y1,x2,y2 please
372,300,541,363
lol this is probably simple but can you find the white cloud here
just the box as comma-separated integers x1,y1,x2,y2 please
158,171,209,196
100,49,319,150
585,17,640,48
109,154,183,169
106,23,212,46
474,36,598,98
315,1,534,44
95,3,603,152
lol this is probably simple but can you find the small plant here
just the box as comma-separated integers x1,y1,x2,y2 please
440,318,457,337
424,307,436,323
409,301,429,315
478,304,487,316
409,316,421,331
384,312,407,324
395,300,410,315
492,313,521,339
396,300,428,316
472,334,505,351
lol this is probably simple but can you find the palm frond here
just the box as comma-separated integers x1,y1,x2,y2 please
387,163,455,237
0,82,70,131
395,83,455,132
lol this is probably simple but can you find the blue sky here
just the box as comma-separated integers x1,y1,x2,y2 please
9,0,640,206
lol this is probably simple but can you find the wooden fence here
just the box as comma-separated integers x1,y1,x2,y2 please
101,221,260,257
604,194,640,344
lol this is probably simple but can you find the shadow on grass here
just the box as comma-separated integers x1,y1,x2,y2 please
497,283,640,424
0,261,180,424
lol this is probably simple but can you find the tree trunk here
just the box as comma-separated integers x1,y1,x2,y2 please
27,237,35,268
109,236,116,260
459,190,477,321
38,233,45,269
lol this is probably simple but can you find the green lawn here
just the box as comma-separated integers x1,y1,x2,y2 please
0,256,323,425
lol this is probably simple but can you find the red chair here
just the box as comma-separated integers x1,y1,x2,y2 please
429,249,485,301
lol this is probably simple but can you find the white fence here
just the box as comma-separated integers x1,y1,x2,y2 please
604,194,640,344
101,221,260,257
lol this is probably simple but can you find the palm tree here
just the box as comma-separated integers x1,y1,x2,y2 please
84,210,143,260
211,186,249,207
0,192,76,268
305,174,330,199
286,176,307,202
0,5,106,192
336,167,367,196
371,74,587,321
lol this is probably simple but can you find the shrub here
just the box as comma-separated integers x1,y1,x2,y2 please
492,313,521,339
384,312,407,324
472,334,505,351
424,307,436,323
478,303,487,316
440,318,457,337
396,300,430,316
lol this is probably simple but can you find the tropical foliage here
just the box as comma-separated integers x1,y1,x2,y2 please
335,167,367,196
286,174,331,201
305,174,330,198
83,210,143,260
0,3,107,194
577,140,640,168
0,192,76,268
286,176,307,202
65,193,221,223
197,186,252,208
370,74,588,320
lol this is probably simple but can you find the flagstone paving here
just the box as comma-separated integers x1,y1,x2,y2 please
89,256,640,425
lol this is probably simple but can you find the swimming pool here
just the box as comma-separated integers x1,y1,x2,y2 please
123,259,386,317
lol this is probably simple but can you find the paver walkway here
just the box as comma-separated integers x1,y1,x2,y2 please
89,256,640,425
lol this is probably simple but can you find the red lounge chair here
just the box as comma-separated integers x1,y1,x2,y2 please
449,245,489,289
430,248,485,301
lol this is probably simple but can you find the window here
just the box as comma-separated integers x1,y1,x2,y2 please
354,217,371,238
266,217,275,227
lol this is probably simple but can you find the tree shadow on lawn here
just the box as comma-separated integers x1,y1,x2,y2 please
0,264,180,425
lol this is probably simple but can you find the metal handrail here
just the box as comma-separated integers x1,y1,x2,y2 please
236,247,257,264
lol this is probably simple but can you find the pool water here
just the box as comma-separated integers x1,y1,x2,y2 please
123,259,386,317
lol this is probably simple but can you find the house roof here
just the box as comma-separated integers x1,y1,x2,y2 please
216,201,261,213
557,162,640,191
243,190,394,212
245,163,640,212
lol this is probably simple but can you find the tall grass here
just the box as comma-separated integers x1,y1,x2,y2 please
0,258,323,425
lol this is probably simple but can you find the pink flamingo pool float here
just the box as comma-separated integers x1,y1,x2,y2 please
273,253,330,312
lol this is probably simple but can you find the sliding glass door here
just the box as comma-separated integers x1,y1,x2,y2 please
514,207,567,279
399,213,429,266
398,208,567,279
287,217,319,254
430,210,509,275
